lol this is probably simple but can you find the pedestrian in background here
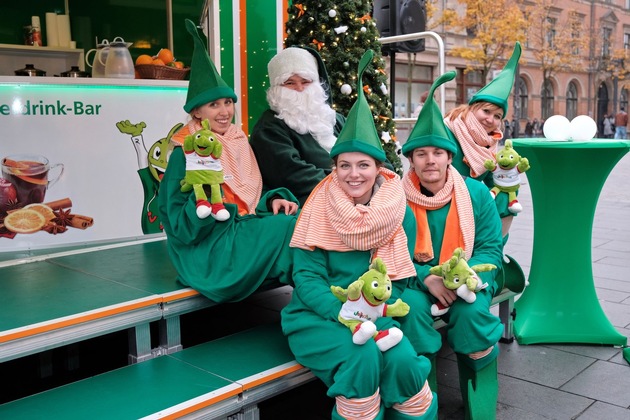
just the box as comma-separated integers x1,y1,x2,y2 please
614,107,628,139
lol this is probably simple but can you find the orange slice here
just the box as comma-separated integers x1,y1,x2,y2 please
3,209,46,233
15,175,47,185
24,203,56,221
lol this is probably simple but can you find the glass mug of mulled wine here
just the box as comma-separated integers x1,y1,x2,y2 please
1,154,64,207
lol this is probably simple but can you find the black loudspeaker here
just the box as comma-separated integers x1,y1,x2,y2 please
373,0,426,53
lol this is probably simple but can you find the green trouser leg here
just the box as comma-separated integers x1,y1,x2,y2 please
456,351,498,420
385,392,438,420
331,404,385,419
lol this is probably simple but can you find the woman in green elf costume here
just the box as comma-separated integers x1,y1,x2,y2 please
158,19,298,303
281,51,437,420
398,72,504,419
443,43,522,241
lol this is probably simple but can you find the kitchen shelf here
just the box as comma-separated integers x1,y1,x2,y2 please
0,44,85,77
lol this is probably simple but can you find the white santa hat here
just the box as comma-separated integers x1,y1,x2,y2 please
267,47,319,87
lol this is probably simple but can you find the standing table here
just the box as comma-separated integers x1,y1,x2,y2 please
512,138,630,345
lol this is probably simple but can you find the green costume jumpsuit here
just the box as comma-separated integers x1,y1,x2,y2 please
158,146,297,303
281,209,437,418
399,177,504,360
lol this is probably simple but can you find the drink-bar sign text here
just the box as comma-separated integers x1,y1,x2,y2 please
0,100,102,116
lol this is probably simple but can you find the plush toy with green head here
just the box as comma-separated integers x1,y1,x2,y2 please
429,248,497,316
331,258,410,352
483,139,530,214
180,119,230,221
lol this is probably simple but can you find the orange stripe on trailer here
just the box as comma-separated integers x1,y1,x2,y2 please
158,386,243,420
239,0,249,134
0,296,162,343
162,288,200,303
241,362,305,390
283,0,289,45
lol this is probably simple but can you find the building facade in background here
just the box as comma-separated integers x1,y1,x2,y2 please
391,0,630,138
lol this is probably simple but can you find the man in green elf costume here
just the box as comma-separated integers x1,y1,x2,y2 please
398,71,504,419
250,46,346,205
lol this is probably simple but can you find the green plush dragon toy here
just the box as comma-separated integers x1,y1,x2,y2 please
429,248,497,316
180,119,229,221
331,258,410,352
483,139,530,214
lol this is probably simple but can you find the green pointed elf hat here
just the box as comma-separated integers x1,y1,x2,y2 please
402,71,457,155
469,42,521,115
183,19,237,113
330,50,386,162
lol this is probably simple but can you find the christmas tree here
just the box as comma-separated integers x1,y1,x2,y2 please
285,0,402,175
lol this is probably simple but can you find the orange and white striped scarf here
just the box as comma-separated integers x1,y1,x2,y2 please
402,166,475,263
290,168,416,280
444,112,501,178
173,121,263,215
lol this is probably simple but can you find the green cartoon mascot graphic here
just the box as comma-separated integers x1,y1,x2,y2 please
117,120,183,234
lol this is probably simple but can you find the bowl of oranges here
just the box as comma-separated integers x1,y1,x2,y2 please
135,48,190,80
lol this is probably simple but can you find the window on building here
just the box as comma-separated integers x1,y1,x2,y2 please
566,82,578,120
622,88,629,111
517,77,528,119
541,79,554,120
624,33,630,50
570,13,583,55
603,27,612,57
392,62,433,118
456,68,484,105
546,18,556,48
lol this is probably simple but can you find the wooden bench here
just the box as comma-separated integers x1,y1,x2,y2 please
0,237,523,418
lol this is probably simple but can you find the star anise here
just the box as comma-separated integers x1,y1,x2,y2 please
52,208,74,227
43,222,68,235
5,199,20,212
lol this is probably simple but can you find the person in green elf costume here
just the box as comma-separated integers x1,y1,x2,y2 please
281,50,437,420
443,43,522,242
250,46,346,206
158,19,299,302
398,71,504,419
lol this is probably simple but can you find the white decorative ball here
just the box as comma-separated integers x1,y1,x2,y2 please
329,9,337,18
340,84,352,95
361,27,367,33
569,115,598,141
542,115,571,141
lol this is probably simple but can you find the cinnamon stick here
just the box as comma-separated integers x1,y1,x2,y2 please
68,214,93,229
44,198,73,211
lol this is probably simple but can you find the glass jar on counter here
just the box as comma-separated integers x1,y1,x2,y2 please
23,25,33,46
23,25,42,46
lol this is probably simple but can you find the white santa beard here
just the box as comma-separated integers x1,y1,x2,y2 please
267,83,337,151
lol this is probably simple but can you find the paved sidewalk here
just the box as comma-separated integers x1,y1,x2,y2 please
435,153,630,419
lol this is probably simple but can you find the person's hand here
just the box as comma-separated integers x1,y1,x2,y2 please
271,198,298,215
424,274,457,308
